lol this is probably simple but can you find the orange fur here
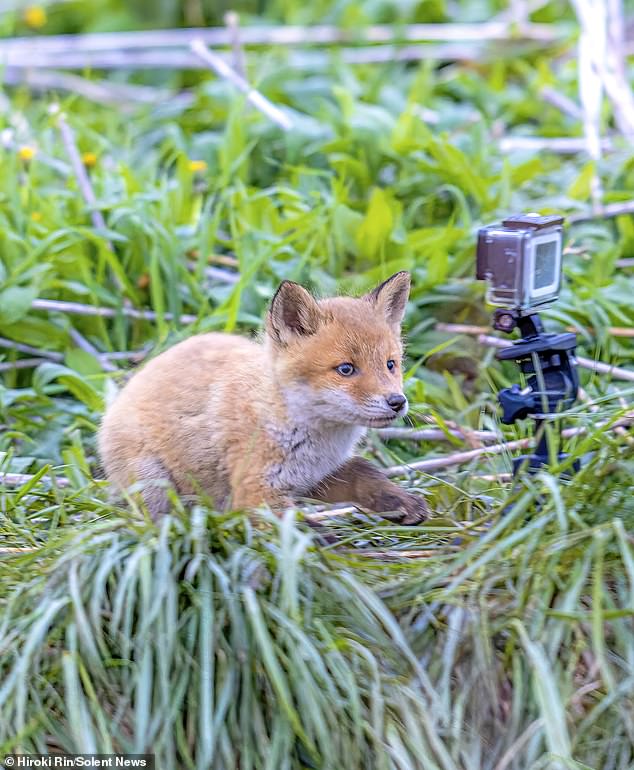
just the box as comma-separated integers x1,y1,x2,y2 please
98,272,429,523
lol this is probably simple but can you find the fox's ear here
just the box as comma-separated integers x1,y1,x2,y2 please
365,271,411,326
267,281,321,344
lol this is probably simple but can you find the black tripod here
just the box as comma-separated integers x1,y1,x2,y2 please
493,308,580,476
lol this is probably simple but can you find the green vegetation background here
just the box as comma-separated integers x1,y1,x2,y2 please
1,1,633,769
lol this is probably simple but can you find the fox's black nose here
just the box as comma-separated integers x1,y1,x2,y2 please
386,393,407,413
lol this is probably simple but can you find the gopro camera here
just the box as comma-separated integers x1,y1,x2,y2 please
476,213,564,313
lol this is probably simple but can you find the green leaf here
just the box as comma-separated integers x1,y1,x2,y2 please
0,286,38,325
33,363,103,411
567,162,596,200
514,622,573,764
65,348,104,378
356,188,400,261
0,318,68,349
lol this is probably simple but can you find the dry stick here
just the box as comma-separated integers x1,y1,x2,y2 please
31,298,198,325
2,36,565,71
186,260,240,285
2,67,185,107
350,549,459,559
603,0,634,140
475,333,634,383
575,355,634,382
436,322,500,335
0,353,145,371
0,358,49,372
0,337,63,362
0,547,40,555
0,472,69,488
104,349,150,362
569,199,634,223
435,323,634,381
0,336,148,366
57,114,134,319
384,416,634,477
385,436,534,476
578,386,600,413
190,39,293,131
0,44,491,70
209,254,238,267
499,137,614,153
306,505,358,522
376,427,499,442
436,321,634,339
540,86,583,120
570,0,606,210
0,22,567,55
57,114,112,249
224,11,246,78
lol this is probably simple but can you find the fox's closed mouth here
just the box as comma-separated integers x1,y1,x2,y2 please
367,414,402,426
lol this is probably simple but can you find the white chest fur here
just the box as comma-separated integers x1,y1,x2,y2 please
266,420,366,495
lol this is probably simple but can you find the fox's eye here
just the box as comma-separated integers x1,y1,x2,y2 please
335,363,355,376
387,359,396,371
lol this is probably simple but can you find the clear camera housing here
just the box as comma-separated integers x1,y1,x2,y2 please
476,214,564,313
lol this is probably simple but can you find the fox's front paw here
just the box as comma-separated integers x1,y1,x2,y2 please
373,488,429,526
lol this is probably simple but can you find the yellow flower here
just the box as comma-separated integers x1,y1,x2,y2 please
82,151,98,168
188,159,207,174
30,211,42,222
24,5,47,28
18,145,37,162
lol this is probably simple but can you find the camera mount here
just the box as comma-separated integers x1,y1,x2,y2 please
493,308,580,475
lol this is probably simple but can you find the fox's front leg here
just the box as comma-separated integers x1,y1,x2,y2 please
230,483,293,513
309,457,428,525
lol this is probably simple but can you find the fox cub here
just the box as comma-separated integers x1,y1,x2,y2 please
98,271,429,524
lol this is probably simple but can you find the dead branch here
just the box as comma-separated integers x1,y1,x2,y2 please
57,112,112,248
190,39,293,131
499,137,614,153
436,321,634,339
568,199,634,223
0,45,487,70
31,298,198,324
376,427,499,442
0,472,69,488
3,67,185,107
186,260,240,285
0,23,567,58
540,86,583,120
0,337,64,362
224,11,246,78
0,357,49,372
475,332,634,383
385,414,634,477
304,506,358,522
0,337,149,367
435,323,634,382
351,549,458,559
0,547,39,555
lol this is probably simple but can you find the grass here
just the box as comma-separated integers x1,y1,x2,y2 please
1,0,634,768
